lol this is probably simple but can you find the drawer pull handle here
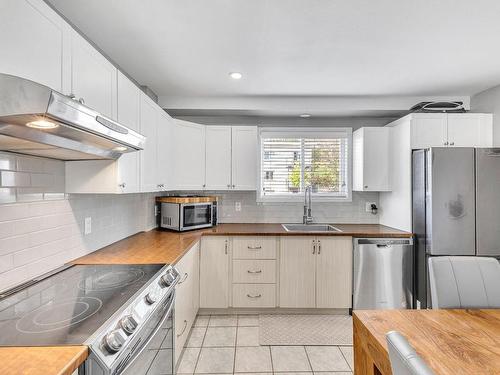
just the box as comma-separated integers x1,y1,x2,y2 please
247,270,262,274
247,294,262,298
247,246,262,250
176,319,188,337
178,272,189,284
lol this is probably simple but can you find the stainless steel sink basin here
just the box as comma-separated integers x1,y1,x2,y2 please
281,224,343,233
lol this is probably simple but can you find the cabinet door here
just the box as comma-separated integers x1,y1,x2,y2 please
0,0,70,92
200,237,230,308
316,237,353,308
232,126,258,190
157,111,174,190
205,126,232,190
70,31,117,119
447,114,493,147
174,120,206,190
116,71,140,193
411,114,447,149
279,237,316,308
139,94,159,192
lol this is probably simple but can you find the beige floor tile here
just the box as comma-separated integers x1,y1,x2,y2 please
339,346,353,370
193,315,210,327
203,326,237,347
238,314,259,326
305,346,350,372
271,346,312,372
312,372,352,375
186,327,207,348
195,347,235,374
274,373,312,375
235,347,273,373
237,326,260,346
177,347,201,374
209,314,238,327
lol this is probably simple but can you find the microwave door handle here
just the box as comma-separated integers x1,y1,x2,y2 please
118,296,174,374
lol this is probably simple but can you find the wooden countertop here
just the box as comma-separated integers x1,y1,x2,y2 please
156,196,218,203
353,309,500,375
73,223,411,265
0,346,88,375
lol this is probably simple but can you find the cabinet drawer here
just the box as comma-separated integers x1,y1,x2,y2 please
232,236,277,259
233,260,276,283
232,284,276,308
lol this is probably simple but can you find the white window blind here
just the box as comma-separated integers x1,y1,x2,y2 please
259,128,351,201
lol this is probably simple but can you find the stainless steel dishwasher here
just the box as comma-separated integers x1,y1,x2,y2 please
353,238,414,309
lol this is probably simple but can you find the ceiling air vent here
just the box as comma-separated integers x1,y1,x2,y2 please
410,101,466,113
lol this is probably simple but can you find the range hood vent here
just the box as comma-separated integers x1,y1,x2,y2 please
0,74,145,160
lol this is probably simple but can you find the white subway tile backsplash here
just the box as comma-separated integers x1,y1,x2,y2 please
0,171,31,187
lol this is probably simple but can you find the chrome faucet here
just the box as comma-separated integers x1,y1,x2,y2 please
303,185,313,224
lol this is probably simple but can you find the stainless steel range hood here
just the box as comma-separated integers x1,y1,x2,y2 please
0,73,145,160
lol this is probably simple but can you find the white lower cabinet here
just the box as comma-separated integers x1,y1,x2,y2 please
200,236,230,308
279,236,353,309
174,242,200,364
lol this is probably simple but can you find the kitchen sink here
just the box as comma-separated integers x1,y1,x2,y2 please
281,224,343,232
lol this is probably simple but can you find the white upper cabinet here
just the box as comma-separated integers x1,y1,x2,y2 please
174,120,206,190
0,0,70,92
447,114,493,147
232,126,258,190
205,126,232,190
157,110,174,190
69,31,117,119
353,127,391,191
410,113,492,149
139,93,159,192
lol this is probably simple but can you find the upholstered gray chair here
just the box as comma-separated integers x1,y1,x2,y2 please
428,256,500,309
386,331,435,375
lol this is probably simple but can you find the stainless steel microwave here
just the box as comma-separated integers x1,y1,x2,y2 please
159,201,215,231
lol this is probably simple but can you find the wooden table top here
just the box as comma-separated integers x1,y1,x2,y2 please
0,346,87,375
354,309,500,375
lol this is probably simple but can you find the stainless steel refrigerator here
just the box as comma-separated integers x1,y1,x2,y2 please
412,147,500,308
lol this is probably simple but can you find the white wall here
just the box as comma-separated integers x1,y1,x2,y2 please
471,84,500,146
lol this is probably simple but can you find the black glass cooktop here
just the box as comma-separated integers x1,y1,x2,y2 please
0,264,163,346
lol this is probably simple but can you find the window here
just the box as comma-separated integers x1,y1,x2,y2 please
259,127,352,202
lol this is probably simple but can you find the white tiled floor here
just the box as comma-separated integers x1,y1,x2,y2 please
176,314,353,375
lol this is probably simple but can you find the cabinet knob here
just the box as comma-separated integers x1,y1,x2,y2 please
444,141,449,146
364,185,368,189
118,183,126,188
450,142,455,146
232,184,236,188
203,184,206,188
227,184,231,188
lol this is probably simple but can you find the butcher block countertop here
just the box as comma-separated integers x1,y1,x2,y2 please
0,346,87,375
73,223,411,265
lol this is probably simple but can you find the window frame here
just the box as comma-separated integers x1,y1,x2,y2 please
257,127,353,203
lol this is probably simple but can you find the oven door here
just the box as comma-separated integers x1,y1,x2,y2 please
118,293,175,375
180,203,212,230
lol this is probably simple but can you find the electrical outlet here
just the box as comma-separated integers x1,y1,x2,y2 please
84,217,92,235
235,202,242,212
365,202,377,213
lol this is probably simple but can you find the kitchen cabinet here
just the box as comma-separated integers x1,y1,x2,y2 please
353,127,391,191
0,0,71,93
279,237,316,308
174,120,206,190
200,236,230,308
157,111,174,190
205,126,232,190
69,30,117,119
174,242,200,364
205,125,258,190
231,126,258,190
315,237,353,308
279,236,352,308
410,113,492,149
139,93,159,192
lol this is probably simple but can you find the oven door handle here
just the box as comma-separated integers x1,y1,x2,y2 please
118,295,174,374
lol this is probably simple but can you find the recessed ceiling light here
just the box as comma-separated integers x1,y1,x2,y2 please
229,72,242,80
26,120,59,129
299,114,311,118
113,146,128,152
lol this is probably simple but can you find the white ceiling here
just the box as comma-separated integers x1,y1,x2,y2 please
47,0,500,116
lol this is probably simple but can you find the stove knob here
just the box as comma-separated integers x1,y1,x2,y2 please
145,290,159,305
103,330,125,354
160,270,175,288
119,315,138,335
